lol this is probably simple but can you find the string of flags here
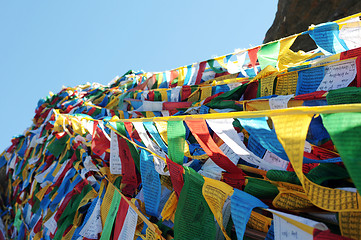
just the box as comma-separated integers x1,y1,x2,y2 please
2,12,361,240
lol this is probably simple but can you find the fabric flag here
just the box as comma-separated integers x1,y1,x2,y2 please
226,52,248,75
100,188,121,240
308,22,348,55
91,121,110,156
117,136,138,195
133,122,169,176
338,211,361,239
195,61,207,85
117,207,138,239
238,117,289,160
316,59,357,92
173,167,217,240
248,47,261,74
143,122,168,153
113,198,129,239
185,119,246,184
167,121,185,165
321,112,361,194
202,177,234,240
257,41,280,70
313,229,353,240
277,35,299,71
110,130,122,175
140,149,161,217
339,21,361,50
197,157,224,181
135,100,163,112
166,156,184,198
78,197,102,239
269,209,328,240
206,118,282,170
231,188,268,240
271,114,361,212
296,66,325,95
113,199,138,240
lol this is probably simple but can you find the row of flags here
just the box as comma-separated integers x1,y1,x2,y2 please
2,11,361,240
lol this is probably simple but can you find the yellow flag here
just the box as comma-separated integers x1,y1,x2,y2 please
272,114,361,212
188,88,200,102
259,75,277,97
177,67,185,86
278,49,318,71
100,183,115,228
248,211,272,233
245,99,303,111
251,65,278,84
279,36,298,58
146,226,162,240
159,89,168,101
154,121,168,144
278,35,298,71
145,111,155,118
161,191,178,221
71,117,86,135
202,177,234,240
339,211,361,239
271,114,312,180
35,182,52,201
275,71,298,95
272,189,313,210
200,86,212,101
215,56,228,69
157,73,163,86
105,95,120,109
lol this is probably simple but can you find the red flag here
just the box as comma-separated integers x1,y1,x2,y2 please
113,198,129,239
313,229,353,240
195,61,207,85
91,121,110,156
185,119,245,185
248,46,261,73
166,156,184,198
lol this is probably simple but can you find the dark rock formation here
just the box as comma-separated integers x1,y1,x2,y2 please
264,0,361,51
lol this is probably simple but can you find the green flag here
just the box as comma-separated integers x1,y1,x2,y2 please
321,112,361,194
174,167,216,240
167,121,185,165
257,41,280,70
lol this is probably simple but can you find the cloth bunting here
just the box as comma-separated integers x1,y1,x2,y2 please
140,149,161,217
257,41,280,70
167,121,185,165
248,47,261,74
166,157,184,198
308,22,348,55
206,118,282,171
100,186,122,240
113,198,138,240
3,12,361,240
173,167,217,240
238,117,289,160
91,121,110,156
231,189,268,240
321,112,361,194
185,119,245,176
339,21,361,50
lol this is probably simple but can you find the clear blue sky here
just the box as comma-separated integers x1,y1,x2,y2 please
0,0,278,151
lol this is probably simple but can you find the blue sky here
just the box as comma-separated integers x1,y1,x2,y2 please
0,0,278,151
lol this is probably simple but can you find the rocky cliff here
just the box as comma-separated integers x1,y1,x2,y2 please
264,0,361,51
